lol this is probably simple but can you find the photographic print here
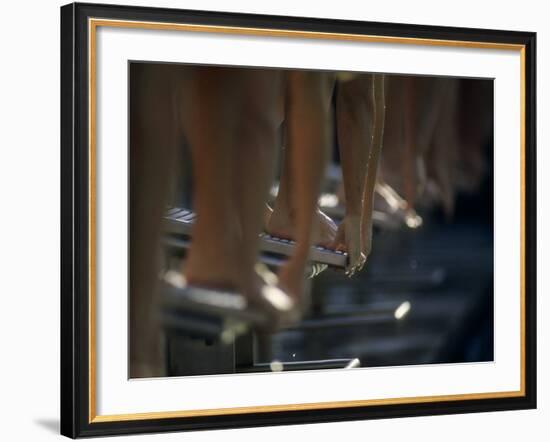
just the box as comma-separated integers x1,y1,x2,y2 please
60,2,536,437
129,64,495,379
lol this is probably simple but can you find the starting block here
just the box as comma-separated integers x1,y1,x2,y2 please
164,208,348,269
161,207,356,377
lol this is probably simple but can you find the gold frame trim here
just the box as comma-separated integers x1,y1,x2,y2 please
87,18,527,423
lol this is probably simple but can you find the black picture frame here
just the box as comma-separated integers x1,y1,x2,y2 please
61,2,537,438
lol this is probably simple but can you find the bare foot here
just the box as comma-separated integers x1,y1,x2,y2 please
183,257,297,332
330,214,366,277
375,182,423,229
253,263,301,328
264,204,337,248
183,258,242,295
314,209,338,248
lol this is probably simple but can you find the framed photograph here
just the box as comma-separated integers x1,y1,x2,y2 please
60,2,536,438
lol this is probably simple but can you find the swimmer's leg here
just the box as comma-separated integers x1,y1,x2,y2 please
181,67,243,293
361,74,386,263
181,67,293,326
129,64,180,378
267,122,337,248
402,75,418,212
229,69,295,319
332,74,373,275
277,71,334,309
